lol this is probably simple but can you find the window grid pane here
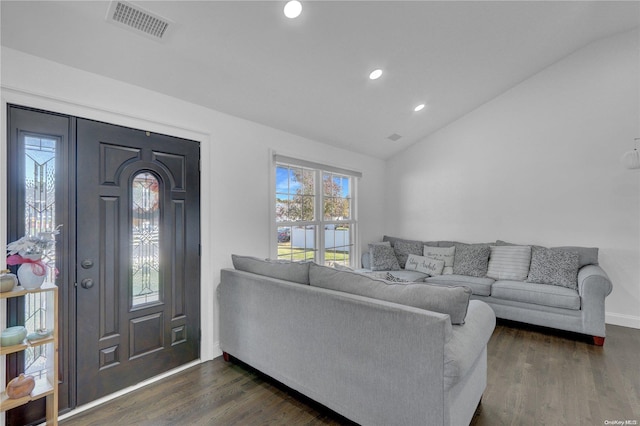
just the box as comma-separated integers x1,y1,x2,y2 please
324,223,351,267
277,225,317,262
323,173,351,221
276,165,315,222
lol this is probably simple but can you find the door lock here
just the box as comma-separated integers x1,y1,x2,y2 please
81,259,94,269
80,278,94,289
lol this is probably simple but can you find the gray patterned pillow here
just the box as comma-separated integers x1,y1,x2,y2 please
526,246,579,289
385,272,408,283
453,245,490,277
393,240,424,269
369,244,400,271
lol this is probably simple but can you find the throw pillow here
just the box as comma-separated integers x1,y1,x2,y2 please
486,245,532,280
393,239,424,269
385,272,408,283
405,254,445,276
231,254,311,284
424,246,456,275
369,244,400,271
453,245,491,277
497,240,598,268
309,263,472,325
526,246,579,290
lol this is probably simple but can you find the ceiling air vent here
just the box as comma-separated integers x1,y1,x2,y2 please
106,1,173,41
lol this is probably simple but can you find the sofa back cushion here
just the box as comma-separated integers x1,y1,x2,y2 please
231,254,310,284
309,263,471,324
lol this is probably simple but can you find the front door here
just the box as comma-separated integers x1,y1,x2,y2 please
75,118,200,404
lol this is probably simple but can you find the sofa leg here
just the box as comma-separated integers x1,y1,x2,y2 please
222,351,231,362
592,336,605,346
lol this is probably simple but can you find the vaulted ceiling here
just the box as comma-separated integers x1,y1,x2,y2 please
2,1,639,159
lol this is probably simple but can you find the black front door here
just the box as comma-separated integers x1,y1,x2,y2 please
75,118,200,405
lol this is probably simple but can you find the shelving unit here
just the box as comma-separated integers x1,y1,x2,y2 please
0,283,58,425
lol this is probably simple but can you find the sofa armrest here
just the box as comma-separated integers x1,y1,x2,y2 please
444,301,495,390
578,265,612,298
577,265,612,338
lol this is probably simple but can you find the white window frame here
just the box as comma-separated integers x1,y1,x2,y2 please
270,152,360,267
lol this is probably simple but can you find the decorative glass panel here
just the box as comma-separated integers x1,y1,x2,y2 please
23,135,57,376
131,172,161,307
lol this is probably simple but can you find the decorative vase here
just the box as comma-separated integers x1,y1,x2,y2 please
17,255,47,290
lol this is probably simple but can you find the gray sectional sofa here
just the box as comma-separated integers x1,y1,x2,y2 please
362,236,613,345
218,255,496,426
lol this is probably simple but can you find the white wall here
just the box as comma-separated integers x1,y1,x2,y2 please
0,48,387,364
385,29,640,329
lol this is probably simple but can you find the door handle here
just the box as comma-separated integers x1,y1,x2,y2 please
80,278,94,289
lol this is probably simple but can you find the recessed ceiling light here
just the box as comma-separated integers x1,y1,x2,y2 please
284,1,302,19
369,69,383,80
414,103,426,112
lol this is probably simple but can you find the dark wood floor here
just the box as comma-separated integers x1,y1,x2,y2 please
61,322,640,426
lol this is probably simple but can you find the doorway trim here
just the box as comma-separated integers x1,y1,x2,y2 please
1,87,218,415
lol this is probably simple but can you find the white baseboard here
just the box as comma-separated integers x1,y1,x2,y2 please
212,340,222,358
606,312,640,329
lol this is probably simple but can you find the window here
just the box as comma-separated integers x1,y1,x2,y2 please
131,171,161,307
274,154,360,267
23,135,58,378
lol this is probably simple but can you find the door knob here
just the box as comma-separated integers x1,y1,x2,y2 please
80,278,94,289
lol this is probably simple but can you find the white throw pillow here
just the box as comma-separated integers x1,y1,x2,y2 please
405,254,445,276
486,245,532,280
423,246,456,275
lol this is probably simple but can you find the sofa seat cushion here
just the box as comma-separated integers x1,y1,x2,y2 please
309,263,472,324
491,280,580,310
425,275,494,297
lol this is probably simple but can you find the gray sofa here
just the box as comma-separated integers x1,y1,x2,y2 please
363,236,613,345
218,256,496,426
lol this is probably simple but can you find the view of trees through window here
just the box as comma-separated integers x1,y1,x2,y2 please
276,163,355,266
